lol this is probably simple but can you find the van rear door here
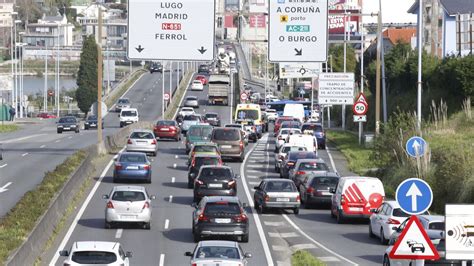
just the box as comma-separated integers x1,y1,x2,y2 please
341,178,384,216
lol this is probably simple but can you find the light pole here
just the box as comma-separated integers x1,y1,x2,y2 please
106,40,111,95
13,19,21,115
169,61,172,104
9,12,17,106
416,0,423,130
44,41,48,112
55,24,60,117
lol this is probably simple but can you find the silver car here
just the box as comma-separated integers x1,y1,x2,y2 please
274,144,307,172
185,240,252,266
115,98,131,112
181,114,202,133
184,96,199,108
103,186,155,229
126,129,158,157
253,179,301,214
289,158,330,187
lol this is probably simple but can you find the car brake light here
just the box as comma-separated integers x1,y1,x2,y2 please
195,179,204,185
264,195,270,202
127,139,132,144
234,213,248,222
142,202,150,209
106,201,114,209
306,187,315,194
151,139,157,145
341,195,346,205
143,164,151,170
296,195,301,202
198,213,208,221
191,264,197,266
64,263,71,266
228,180,236,187
278,136,283,140
191,159,196,167
239,141,244,150
387,218,401,225
287,161,295,166
296,171,306,175
115,164,122,170
154,126,159,131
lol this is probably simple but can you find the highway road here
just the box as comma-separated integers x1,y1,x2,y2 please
46,71,387,266
0,69,183,217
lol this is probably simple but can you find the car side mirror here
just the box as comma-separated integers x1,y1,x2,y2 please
150,195,156,200
102,195,109,199
242,202,248,208
254,186,259,190
244,252,252,258
125,251,133,258
329,188,336,193
392,226,398,231
118,114,120,117
59,250,69,256
370,209,379,214
235,174,240,179
185,251,193,257
191,202,197,208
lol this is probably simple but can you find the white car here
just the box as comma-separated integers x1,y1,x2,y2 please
369,200,412,244
191,80,204,91
186,240,251,266
126,129,158,157
179,107,195,117
265,109,278,122
119,108,139,128
275,128,302,152
274,144,307,172
59,241,132,265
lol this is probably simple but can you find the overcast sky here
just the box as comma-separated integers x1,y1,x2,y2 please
362,0,417,24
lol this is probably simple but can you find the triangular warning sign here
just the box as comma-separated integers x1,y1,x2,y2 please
389,216,440,260
355,92,367,104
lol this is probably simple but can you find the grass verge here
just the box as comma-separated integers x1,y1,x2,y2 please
0,124,19,133
0,150,87,263
326,130,376,175
292,250,326,266
105,69,147,108
164,72,193,120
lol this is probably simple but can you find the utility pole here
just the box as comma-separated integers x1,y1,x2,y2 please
44,42,48,112
97,5,103,147
342,8,347,130
375,3,382,136
359,7,365,145
162,60,165,116
416,0,423,130
380,0,387,123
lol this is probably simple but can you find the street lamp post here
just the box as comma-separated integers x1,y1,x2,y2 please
106,40,111,95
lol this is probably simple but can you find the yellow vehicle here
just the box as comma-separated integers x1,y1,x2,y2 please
234,104,264,138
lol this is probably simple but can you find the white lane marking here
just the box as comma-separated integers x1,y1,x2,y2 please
272,245,286,251
247,175,258,179
325,146,338,173
247,170,260,173
68,136,72,139
108,71,146,112
264,221,287,227
319,257,341,262
40,145,46,148
115,229,123,239
282,214,358,265
21,153,29,157
240,136,274,266
2,134,47,144
268,232,299,238
55,140,61,143
164,219,169,230
159,254,165,266
49,147,126,265
173,163,177,168
175,155,178,159
0,164,7,169
170,71,195,120
171,177,175,183
168,195,173,203
248,181,260,185
0,182,13,193
290,243,317,252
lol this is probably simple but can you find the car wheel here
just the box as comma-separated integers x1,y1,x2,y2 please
330,207,336,218
193,232,201,243
380,228,388,245
274,166,279,172
337,210,345,224
188,180,194,189
293,208,299,215
260,205,266,214
239,154,244,162
75,129,80,133
120,123,123,128
152,152,157,157
382,255,390,266
146,176,152,184
57,130,62,134
369,224,376,238
105,221,112,229
241,234,249,243
143,222,151,230
85,126,89,130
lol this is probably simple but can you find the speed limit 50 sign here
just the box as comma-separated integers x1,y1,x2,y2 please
353,101,368,115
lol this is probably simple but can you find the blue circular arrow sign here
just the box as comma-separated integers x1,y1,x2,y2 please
405,136,427,158
396,178,433,215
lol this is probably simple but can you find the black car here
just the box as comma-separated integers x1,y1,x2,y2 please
204,113,221,127
193,166,238,203
188,154,222,188
198,64,210,74
280,151,318,179
57,116,80,134
84,115,103,130
192,196,249,242
298,172,339,208
149,62,163,73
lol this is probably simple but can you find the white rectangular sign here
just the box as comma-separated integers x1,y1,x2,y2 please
353,115,366,122
268,0,328,62
445,204,474,260
279,62,321,78
318,72,354,105
127,0,215,61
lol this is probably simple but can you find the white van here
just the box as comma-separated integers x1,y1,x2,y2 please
119,108,139,128
286,134,318,154
283,103,305,123
330,176,385,223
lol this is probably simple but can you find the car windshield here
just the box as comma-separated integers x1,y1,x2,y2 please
186,97,197,101
121,110,137,117
199,168,233,180
194,157,220,168
213,129,240,141
181,108,193,112
281,129,300,135
429,222,445,231
282,146,307,153
311,176,339,187
188,127,213,138
236,110,259,120
193,81,201,84
184,115,200,121
130,132,154,139
118,99,130,104
225,125,241,129
157,120,175,126
71,251,117,264
281,122,301,128
289,152,317,160
112,191,146,201
87,116,97,121
204,202,241,215
59,117,76,123
195,246,240,260
119,154,147,163
299,162,329,171
206,114,218,118
302,124,323,132
265,181,297,192
392,208,410,217
194,146,218,153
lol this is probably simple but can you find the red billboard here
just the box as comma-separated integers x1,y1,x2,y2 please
328,10,360,34
249,15,265,28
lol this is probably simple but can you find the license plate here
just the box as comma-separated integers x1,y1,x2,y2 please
321,191,332,196
90,123,96,126
221,145,232,149
215,218,231,223
208,183,223,188
349,207,363,212
121,215,137,219
276,198,290,202
64,127,70,130
126,166,139,170
161,128,169,131
125,121,133,124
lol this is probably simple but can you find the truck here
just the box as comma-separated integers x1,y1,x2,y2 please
208,74,230,105
216,47,231,74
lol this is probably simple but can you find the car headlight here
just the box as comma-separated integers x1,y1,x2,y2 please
58,125,63,128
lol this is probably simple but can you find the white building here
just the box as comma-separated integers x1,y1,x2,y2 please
22,14,74,47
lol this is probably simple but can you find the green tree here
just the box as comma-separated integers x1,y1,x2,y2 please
328,45,356,73
76,35,98,114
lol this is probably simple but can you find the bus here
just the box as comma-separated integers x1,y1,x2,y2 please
234,104,264,137
266,100,313,117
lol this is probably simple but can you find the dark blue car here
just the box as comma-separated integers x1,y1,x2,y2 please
301,123,326,149
113,152,152,183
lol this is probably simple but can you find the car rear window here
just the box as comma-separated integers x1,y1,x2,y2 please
195,246,240,259
71,251,117,264
213,129,240,141
193,80,202,84
281,122,301,128
195,157,220,167
282,146,307,153
130,132,154,139
186,96,197,100
188,127,213,138
311,176,339,187
299,162,329,171
301,124,323,132
112,191,146,201
265,181,297,192
199,168,232,180
392,208,410,217
157,120,175,126
184,115,200,121
205,113,218,118
194,146,217,153
121,110,137,117
204,202,241,215
119,154,147,163
429,222,445,231
87,116,97,121
288,152,317,160
118,99,130,104
59,117,76,123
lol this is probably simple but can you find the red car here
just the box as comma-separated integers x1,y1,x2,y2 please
37,112,57,119
274,116,297,135
154,120,181,141
194,75,208,85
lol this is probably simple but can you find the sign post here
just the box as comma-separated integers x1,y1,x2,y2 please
268,0,328,62
128,0,215,61
445,204,474,261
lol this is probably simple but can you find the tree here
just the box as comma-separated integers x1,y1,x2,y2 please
76,35,98,114
328,45,356,73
